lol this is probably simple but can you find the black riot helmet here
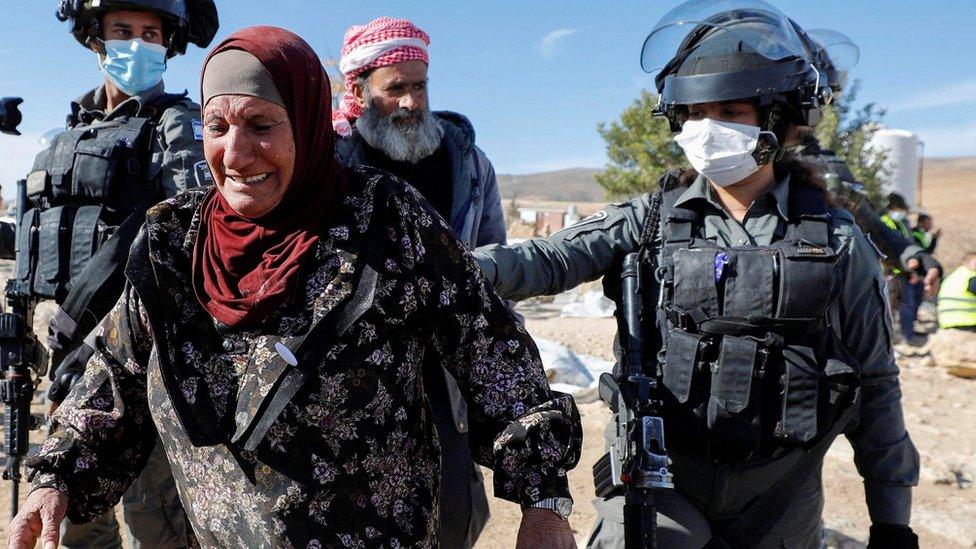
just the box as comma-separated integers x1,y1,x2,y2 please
807,29,860,93
56,0,219,57
642,0,830,158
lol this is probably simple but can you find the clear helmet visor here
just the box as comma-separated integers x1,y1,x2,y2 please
640,0,817,75
807,28,860,72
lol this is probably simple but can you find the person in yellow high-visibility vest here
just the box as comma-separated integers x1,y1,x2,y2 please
938,252,976,331
912,214,940,253
882,194,927,344
880,194,913,254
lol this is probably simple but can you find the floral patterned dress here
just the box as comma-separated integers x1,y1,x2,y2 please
27,166,582,548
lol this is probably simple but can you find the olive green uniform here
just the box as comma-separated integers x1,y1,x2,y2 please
56,81,205,549
474,175,919,547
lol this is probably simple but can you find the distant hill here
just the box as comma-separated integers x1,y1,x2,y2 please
498,156,976,206
496,168,604,203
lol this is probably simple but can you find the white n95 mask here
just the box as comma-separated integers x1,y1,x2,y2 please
674,118,762,187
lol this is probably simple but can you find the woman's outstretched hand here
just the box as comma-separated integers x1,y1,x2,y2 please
7,487,68,549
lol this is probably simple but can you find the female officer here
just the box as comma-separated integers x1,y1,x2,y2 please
474,1,919,547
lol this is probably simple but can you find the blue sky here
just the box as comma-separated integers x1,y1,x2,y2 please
1,0,974,201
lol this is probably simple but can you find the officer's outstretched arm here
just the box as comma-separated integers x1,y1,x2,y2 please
474,194,652,301
837,222,920,527
851,200,929,273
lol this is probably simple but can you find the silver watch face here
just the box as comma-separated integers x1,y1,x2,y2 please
554,498,573,518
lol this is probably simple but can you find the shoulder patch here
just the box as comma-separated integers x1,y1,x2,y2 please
550,210,609,237
193,160,214,187
567,210,608,228
192,119,203,141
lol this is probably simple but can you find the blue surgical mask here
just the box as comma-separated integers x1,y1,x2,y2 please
98,38,168,96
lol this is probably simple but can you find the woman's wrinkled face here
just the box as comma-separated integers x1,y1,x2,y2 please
203,95,295,218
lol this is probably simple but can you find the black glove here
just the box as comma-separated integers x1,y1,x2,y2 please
47,344,94,405
912,252,943,278
867,524,919,549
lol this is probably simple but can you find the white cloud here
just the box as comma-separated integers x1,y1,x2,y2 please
0,133,44,203
887,78,976,111
537,28,579,59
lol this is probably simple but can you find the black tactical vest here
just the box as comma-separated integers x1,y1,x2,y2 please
14,93,186,302
650,183,858,462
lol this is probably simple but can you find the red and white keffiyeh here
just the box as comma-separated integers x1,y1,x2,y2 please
332,17,430,136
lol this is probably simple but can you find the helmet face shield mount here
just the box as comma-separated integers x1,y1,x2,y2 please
660,57,813,107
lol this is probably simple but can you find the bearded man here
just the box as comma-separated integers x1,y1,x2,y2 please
332,17,508,549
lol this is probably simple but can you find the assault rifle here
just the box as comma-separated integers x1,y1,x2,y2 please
593,252,673,548
0,98,49,517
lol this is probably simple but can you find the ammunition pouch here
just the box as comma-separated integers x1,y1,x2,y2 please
655,185,858,460
26,114,160,216
14,96,184,303
15,205,109,302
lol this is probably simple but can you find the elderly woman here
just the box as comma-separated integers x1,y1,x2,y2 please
9,27,581,548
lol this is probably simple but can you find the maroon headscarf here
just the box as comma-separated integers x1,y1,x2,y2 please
192,27,347,328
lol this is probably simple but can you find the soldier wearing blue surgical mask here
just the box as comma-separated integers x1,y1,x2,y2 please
92,9,170,108
92,10,166,100
20,1,219,548
473,1,920,547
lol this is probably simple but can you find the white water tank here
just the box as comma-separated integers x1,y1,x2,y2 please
870,129,920,206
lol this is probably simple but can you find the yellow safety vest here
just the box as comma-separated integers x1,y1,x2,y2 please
880,214,912,239
880,214,912,274
938,266,976,329
912,229,932,250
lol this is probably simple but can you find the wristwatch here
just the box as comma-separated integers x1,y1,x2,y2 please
526,497,573,520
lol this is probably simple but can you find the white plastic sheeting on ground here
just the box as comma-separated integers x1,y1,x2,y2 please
559,289,616,318
534,336,614,403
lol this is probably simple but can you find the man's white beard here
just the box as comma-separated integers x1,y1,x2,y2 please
356,101,445,164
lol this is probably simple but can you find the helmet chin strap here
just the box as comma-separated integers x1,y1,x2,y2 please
755,101,796,165
752,130,781,166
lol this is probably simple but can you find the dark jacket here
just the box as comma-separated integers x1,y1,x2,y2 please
796,141,935,274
